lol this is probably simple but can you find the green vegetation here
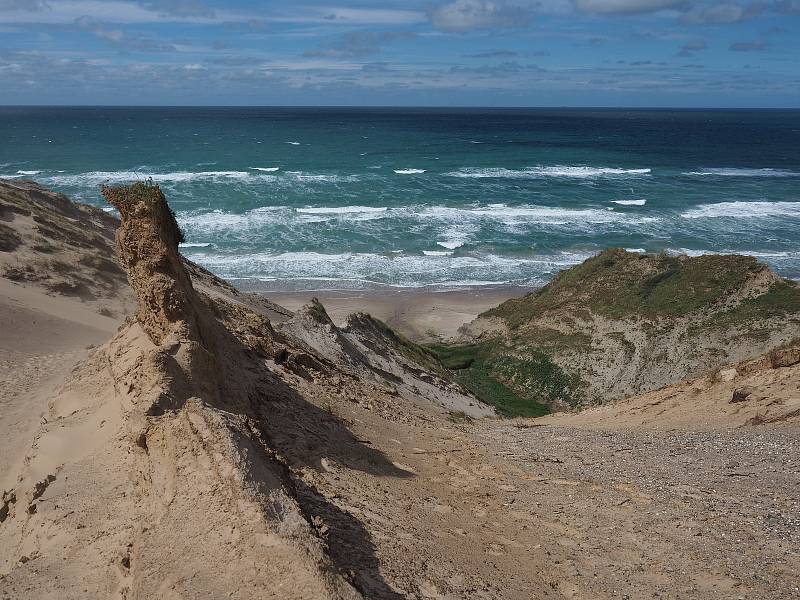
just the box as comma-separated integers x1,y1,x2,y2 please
710,279,800,328
490,348,584,407
484,249,766,328
0,223,22,252
427,341,572,417
363,251,799,419
434,250,800,415
521,327,592,352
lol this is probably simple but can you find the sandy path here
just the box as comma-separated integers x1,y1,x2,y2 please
289,384,800,599
475,423,800,599
0,280,119,490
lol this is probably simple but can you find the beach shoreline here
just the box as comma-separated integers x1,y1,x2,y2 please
260,285,534,342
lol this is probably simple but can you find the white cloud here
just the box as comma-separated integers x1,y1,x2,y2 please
0,1,427,27
0,0,49,9
680,2,749,23
304,7,425,25
574,0,688,14
428,0,529,32
0,0,240,23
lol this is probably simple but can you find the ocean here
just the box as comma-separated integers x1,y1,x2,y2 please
1,106,799,290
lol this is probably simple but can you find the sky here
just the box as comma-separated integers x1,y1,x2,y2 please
0,0,798,106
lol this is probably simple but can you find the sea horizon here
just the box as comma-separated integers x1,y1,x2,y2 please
2,105,800,110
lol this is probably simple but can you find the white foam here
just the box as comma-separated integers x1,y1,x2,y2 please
179,242,212,248
286,141,301,145
625,248,647,253
185,250,589,289
42,170,252,185
297,206,387,215
421,205,656,225
738,251,796,258
681,201,800,219
17,170,40,175
289,173,359,182
611,199,647,206
178,208,277,231
176,202,660,255
296,206,387,221
446,166,652,179
683,168,800,177
422,250,454,256
394,169,426,174
669,248,800,259
39,169,365,186
179,204,387,233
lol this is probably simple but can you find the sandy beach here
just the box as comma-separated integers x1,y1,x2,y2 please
261,286,533,342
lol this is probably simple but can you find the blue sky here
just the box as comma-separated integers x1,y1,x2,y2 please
0,0,798,106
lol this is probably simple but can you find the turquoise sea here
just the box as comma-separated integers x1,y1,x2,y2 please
1,107,799,290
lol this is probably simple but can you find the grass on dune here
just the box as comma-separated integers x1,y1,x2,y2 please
484,249,770,328
427,342,566,418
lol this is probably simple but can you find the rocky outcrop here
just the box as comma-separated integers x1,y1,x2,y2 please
102,183,200,345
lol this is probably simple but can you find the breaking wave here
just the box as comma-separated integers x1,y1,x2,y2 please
611,199,647,206
681,201,800,219
177,203,659,241
445,166,652,179
683,168,800,177
37,169,361,186
42,170,251,185
182,250,594,290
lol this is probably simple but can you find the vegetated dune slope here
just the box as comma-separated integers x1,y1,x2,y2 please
457,248,800,411
539,343,800,430
1,180,798,599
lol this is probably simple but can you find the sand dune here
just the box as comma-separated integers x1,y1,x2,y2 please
1,180,798,599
